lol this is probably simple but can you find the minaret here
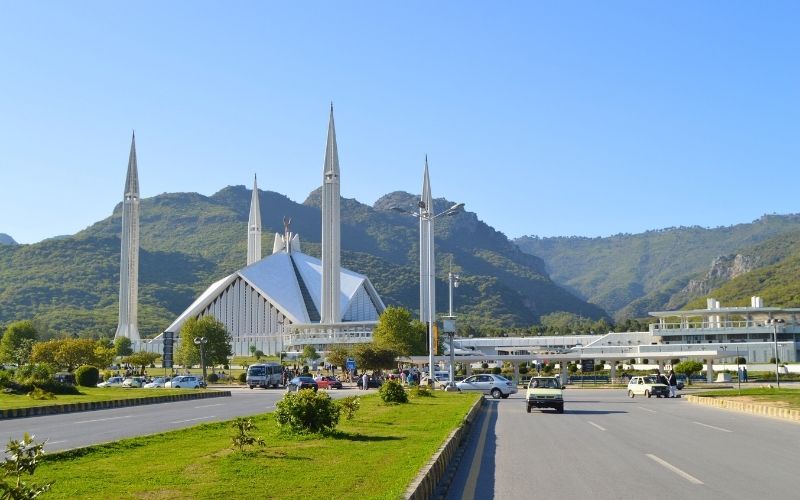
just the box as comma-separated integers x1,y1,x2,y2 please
321,105,341,324
420,157,435,323
247,174,262,265
115,132,141,341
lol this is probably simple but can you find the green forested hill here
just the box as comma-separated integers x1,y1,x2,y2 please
515,214,800,319
0,186,607,338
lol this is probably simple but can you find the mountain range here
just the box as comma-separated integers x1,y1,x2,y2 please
0,186,606,338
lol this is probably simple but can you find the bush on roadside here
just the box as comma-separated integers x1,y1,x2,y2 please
207,373,219,383
27,387,55,400
230,417,265,452
336,395,361,420
274,389,341,434
378,379,408,404
237,372,247,383
75,365,100,387
409,384,432,398
9,363,79,395
0,433,52,498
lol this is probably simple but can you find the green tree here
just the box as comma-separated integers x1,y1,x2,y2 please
673,360,704,385
326,345,350,370
352,343,397,371
0,320,38,365
30,338,102,371
124,351,160,373
114,337,133,357
176,316,232,368
301,345,320,366
372,306,426,356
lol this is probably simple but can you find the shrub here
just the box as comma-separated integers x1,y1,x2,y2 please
237,372,247,383
337,396,361,420
207,373,219,383
736,357,747,364
518,366,529,375
378,379,408,404
0,434,52,498
492,367,501,375
75,365,100,387
230,417,265,452
409,384,433,398
274,389,341,434
481,363,489,370
28,387,56,400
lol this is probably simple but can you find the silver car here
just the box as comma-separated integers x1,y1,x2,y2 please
456,374,518,399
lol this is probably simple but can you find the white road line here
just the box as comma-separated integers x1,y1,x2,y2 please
693,421,733,433
588,421,606,431
194,403,225,409
46,440,67,445
74,415,132,424
646,454,704,484
637,406,657,413
170,416,215,424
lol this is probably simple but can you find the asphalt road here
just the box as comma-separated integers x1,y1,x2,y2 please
0,386,362,452
446,389,800,500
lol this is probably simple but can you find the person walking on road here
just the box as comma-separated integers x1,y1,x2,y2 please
668,370,678,398
362,372,369,391
743,366,748,382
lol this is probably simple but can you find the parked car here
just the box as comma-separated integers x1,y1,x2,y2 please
54,372,76,385
122,376,146,388
627,376,670,398
356,375,383,389
420,374,451,390
165,375,203,389
314,375,343,389
525,376,564,413
97,376,125,388
456,374,517,399
286,376,318,393
143,377,169,388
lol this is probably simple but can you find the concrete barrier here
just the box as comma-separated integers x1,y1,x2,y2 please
405,396,485,500
685,395,800,423
0,390,231,420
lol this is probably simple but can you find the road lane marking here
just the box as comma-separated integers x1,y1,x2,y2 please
462,403,495,500
693,421,732,433
194,403,225,409
646,454,704,484
637,406,657,413
170,416,215,424
588,421,606,431
46,440,67,445
74,415,132,424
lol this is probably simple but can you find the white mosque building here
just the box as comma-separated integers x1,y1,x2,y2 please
140,107,385,356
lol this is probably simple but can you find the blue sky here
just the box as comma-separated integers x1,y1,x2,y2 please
1,1,798,244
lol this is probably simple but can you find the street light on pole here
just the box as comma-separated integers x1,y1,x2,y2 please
767,318,785,388
193,336,208,386
444,258,460,390
393,201,464,385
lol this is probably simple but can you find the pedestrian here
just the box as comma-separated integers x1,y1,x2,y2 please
742,366,748,382
657,372,668,386
668,370,678,398
738,365,744,382
406,371,414,386
362,372,369,391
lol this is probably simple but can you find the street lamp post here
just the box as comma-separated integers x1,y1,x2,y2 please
394,201,464,386
445,260,460,390
193,337,208,385
768,318,785,388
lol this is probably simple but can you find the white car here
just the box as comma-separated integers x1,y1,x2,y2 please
420,374,452,390
627,376,670,398
165,375,203,389
122,377,146,388
97,376,125,388
456,374,518,399
143,377,169,388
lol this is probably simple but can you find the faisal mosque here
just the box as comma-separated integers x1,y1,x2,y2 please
115,107,386,356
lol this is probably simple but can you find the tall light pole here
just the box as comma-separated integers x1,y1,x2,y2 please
193,336,208,386
767,318,785,388
393,201,464,385
445,259,460,390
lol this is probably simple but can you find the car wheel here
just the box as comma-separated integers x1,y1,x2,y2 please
628,390,635,398
501,394,509,399
656,394,662,398
249,386,254,389
526,404,532,413
645,390,651,398
491,388,502,399
557,405,564,414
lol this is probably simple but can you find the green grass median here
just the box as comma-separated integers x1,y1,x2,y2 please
36,391,480,499
694,387,800,411
0,387,214,410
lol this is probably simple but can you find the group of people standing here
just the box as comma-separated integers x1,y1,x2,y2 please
657,370,679,398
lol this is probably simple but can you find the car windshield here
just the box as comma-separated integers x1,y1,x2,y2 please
494,375,509,382
298,377,314,382
645,377,660,384
530,378,558,389
248,366,266,376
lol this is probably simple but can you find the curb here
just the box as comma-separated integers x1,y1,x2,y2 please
405,396,485,500
685,395,800,423
0,391,231,420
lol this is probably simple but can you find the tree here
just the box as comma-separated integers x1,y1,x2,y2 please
301,345,320,366
326,345,350,370
0,320,38,365
123,351,160,373
673,360,704,385
352,343,397,371
372,306,426,356
176,316,232,368
114,337,133,357
30,338,102,371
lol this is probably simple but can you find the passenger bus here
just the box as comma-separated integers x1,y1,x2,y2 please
246,362,283,389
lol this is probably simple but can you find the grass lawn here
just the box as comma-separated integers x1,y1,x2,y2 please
0,387,215,410
36,392,480,499
694,387,800,411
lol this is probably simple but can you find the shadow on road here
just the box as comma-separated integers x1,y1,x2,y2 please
445,400,498,499
329,432,403,442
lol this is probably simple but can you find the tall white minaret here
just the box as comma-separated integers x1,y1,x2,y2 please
321,105,341,324
419,157,435,323
247,174,262,265
115,132,141,341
